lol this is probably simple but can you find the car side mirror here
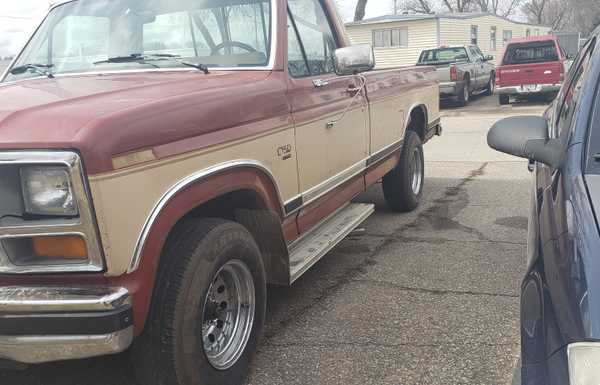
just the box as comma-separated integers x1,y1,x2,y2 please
487,116,562,168
334,44,375,76
484,55,494,61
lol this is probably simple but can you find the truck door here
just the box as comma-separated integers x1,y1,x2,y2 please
469,46,486,88
286,0,369,231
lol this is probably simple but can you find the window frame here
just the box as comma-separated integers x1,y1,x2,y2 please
286,0,340,78
503,29,513,45
490,26,497,51
372,27,408,49
471,25,478,46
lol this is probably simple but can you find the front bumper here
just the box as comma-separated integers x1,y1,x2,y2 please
497,83,561,96
0,286,133,364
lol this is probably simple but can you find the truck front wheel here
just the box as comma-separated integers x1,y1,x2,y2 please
499,94,510,105
133,218,266,385
382,130,424,212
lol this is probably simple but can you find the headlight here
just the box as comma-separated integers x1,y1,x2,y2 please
568,342,600,384
20,166,78,216
0,151,104,274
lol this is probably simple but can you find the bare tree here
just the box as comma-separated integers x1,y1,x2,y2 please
406,0,435,13
354,0,368,21
441,0,473,12
474,0,522,17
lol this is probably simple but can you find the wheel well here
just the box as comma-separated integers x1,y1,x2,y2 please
164,189,289,285
408,106,427,141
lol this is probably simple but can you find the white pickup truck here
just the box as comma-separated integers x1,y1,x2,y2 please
417,45,496,106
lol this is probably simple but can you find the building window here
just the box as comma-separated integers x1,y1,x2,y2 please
373,27,408,48
471,25,478,45
526,29,531,37
535,28,540,36
490,26,497,51
503,30,513,45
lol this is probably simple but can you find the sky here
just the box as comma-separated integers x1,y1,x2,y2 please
0,0,392,58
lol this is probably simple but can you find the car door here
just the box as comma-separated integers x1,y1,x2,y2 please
469,46,486,89
534,38,596,363
286,0,369,225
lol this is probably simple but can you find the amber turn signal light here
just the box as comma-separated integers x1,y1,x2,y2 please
32,235,88,259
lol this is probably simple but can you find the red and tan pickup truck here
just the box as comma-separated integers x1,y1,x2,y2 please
0,0,440,383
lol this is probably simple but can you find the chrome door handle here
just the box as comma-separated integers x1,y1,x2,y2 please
313,79,330,88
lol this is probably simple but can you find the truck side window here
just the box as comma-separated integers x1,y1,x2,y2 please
288,14,310,77
287,0,337,77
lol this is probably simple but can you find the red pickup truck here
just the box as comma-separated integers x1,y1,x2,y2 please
496,35,567,105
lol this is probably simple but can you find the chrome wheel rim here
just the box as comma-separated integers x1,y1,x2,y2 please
410,147,423,195
202,259,255,370
464,84,470,102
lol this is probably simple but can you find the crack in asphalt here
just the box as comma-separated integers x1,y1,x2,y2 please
361,234,526,246
350,279,519,298
264,162,500,341
261,341,519,349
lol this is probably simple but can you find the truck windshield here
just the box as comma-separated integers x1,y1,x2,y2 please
502,41,559,65
418,48,469,65
3,0,272,82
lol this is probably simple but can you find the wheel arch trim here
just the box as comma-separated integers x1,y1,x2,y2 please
128,159,285,273
406,103,429,135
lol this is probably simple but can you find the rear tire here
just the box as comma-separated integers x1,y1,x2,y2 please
499,94,510,105
457,78,470,107
383,130,424,212
132,218,266,385
484,74,495,96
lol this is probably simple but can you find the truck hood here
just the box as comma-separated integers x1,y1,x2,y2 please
0,70,277,174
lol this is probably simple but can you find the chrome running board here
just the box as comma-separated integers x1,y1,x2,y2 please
288,203,375,284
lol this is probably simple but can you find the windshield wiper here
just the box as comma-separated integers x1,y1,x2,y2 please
94,54,209,74
9,64,54,78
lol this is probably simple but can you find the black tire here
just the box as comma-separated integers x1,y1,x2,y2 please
484,73,495,96
132,218,266,385
383,130,424,212
457,78,470,107
499,94,510,105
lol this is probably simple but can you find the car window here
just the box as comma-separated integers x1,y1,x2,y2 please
418,48,468,64
503,41,559,65
287,14,310,77
554,38,596,139
287,0,337,77
51,15,110,72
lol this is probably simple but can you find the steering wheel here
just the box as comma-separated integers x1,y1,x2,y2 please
211,41,257,55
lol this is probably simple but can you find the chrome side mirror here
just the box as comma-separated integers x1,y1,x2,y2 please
334,44,375,76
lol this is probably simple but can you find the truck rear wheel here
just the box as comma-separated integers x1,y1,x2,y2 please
382,130,424,212
132,218,266,385
457,79,470,107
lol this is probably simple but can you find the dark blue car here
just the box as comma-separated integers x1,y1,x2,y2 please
488,28,600,385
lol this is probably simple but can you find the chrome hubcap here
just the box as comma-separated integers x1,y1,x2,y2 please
202,259,255,370
410,147,423,195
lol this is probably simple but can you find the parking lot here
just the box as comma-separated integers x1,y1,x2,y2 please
0,93,548,385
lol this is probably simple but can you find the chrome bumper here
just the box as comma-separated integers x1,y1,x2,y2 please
439,81,465,97
496,83,561,95
0,286,133,364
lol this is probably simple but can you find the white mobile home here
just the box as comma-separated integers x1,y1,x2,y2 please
345,13,551,68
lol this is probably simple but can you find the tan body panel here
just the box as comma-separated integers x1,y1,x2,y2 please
90,125,299,275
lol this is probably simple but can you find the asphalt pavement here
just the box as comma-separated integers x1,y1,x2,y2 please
0,94,549,385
